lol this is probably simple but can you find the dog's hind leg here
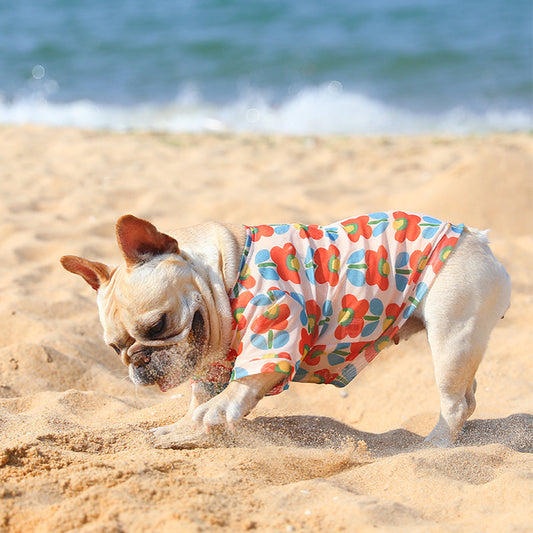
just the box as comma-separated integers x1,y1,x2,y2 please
415,229,511,447
423,319,487,447
465,377,477,419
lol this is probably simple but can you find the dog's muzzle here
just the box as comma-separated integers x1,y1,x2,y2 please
129,310,207,391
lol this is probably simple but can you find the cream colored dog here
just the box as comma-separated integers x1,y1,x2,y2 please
61,214,511,448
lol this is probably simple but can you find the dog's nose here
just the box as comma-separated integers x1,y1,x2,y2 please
127,343,151,368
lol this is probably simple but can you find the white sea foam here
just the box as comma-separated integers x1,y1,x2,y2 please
0,84,530,135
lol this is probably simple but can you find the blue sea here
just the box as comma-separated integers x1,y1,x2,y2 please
0,0,531,134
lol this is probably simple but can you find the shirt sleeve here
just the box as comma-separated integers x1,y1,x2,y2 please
229,291,303,395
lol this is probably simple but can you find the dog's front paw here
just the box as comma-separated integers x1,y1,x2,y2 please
150,418,210,449
192,394,247,430
151,422,181,438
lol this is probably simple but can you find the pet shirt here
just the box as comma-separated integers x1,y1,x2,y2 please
197,211,464,396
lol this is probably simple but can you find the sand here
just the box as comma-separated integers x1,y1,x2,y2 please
0,126,531,532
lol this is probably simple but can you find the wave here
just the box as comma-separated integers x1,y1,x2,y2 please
0,83,530,135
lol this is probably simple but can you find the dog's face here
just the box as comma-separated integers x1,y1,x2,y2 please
61,215,211,392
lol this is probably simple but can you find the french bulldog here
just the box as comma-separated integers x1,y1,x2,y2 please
61,212,511,448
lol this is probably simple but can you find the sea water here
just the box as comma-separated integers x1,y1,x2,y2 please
0,0,531,134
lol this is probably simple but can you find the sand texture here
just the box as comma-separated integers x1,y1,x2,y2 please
0,126,532,532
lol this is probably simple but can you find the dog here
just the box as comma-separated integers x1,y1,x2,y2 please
61,211,511,448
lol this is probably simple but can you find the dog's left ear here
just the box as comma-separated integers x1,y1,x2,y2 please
116,215,179,267
60,256,111,290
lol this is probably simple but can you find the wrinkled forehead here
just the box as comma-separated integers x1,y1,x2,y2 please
98,259,192,336
116,265,175,308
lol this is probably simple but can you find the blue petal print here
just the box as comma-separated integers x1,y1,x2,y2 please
304,246,316,285
369,212,390,236
347,269,365,287
348,249,365,263
347,249,366,286
251,294,273,306
322,299,333,317
290,292,305,307
416,282,429,300
273,224,290,234
327,351,346,366
325,227,339,240
422,226,439,238
255,249,270,263
293,365,307,382
395,252,409,268
258,268,279,280
272,331,289,349
451,223,465,234
268,289,286,301
372,221,389,236
231,367,249,379
251,334,268,350
403,304,416,319
369,298,384,316
421,216,442,238
395,275,408,291
395,252,410,291
289,291,307,325
341,364,357,382
361,321,379,337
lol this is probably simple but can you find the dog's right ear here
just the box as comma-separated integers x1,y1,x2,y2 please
60,255,111,291
116,215,179,268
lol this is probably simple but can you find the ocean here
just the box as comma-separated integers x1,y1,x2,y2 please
0,0,531,135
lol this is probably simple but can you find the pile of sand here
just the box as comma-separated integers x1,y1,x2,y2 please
0,127,531,532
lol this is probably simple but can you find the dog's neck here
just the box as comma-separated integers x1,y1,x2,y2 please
170,222,247,365
174,222,247,294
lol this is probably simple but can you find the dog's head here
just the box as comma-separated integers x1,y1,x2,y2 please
61,215,212,392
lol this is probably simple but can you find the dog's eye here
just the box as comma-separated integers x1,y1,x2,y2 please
148,314,167,338
110,344,121,355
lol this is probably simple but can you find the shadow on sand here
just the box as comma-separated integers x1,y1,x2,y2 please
225,412,533,455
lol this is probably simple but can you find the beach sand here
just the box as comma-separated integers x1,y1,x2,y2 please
0,126,531,532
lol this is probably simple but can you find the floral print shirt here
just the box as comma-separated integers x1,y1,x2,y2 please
196,211,464,396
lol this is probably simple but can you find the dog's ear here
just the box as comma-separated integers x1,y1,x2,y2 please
60,255,112,291
116,215,179,267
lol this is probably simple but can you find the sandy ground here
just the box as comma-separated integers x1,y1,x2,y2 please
0,126,532,532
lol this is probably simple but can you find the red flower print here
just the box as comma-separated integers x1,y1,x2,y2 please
344,341,371,362
299,326,320,356
299,299,323,359
301,344,327,366
295,224,324,240
408,243,432,284
251,303,290,334
231,290,254,331
238,263,256,289
342,215,372,243
271,242,301,283
365,327,400,362
249,224,275,242
259,358,292,375
335,295,369,340
363,344,379,364
392,211,421,242
429,234,459,273
382,304,403,333
227,341,243,362
312,368,339,384
305,299,322,328
365,245,390,290
314,245,341,286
